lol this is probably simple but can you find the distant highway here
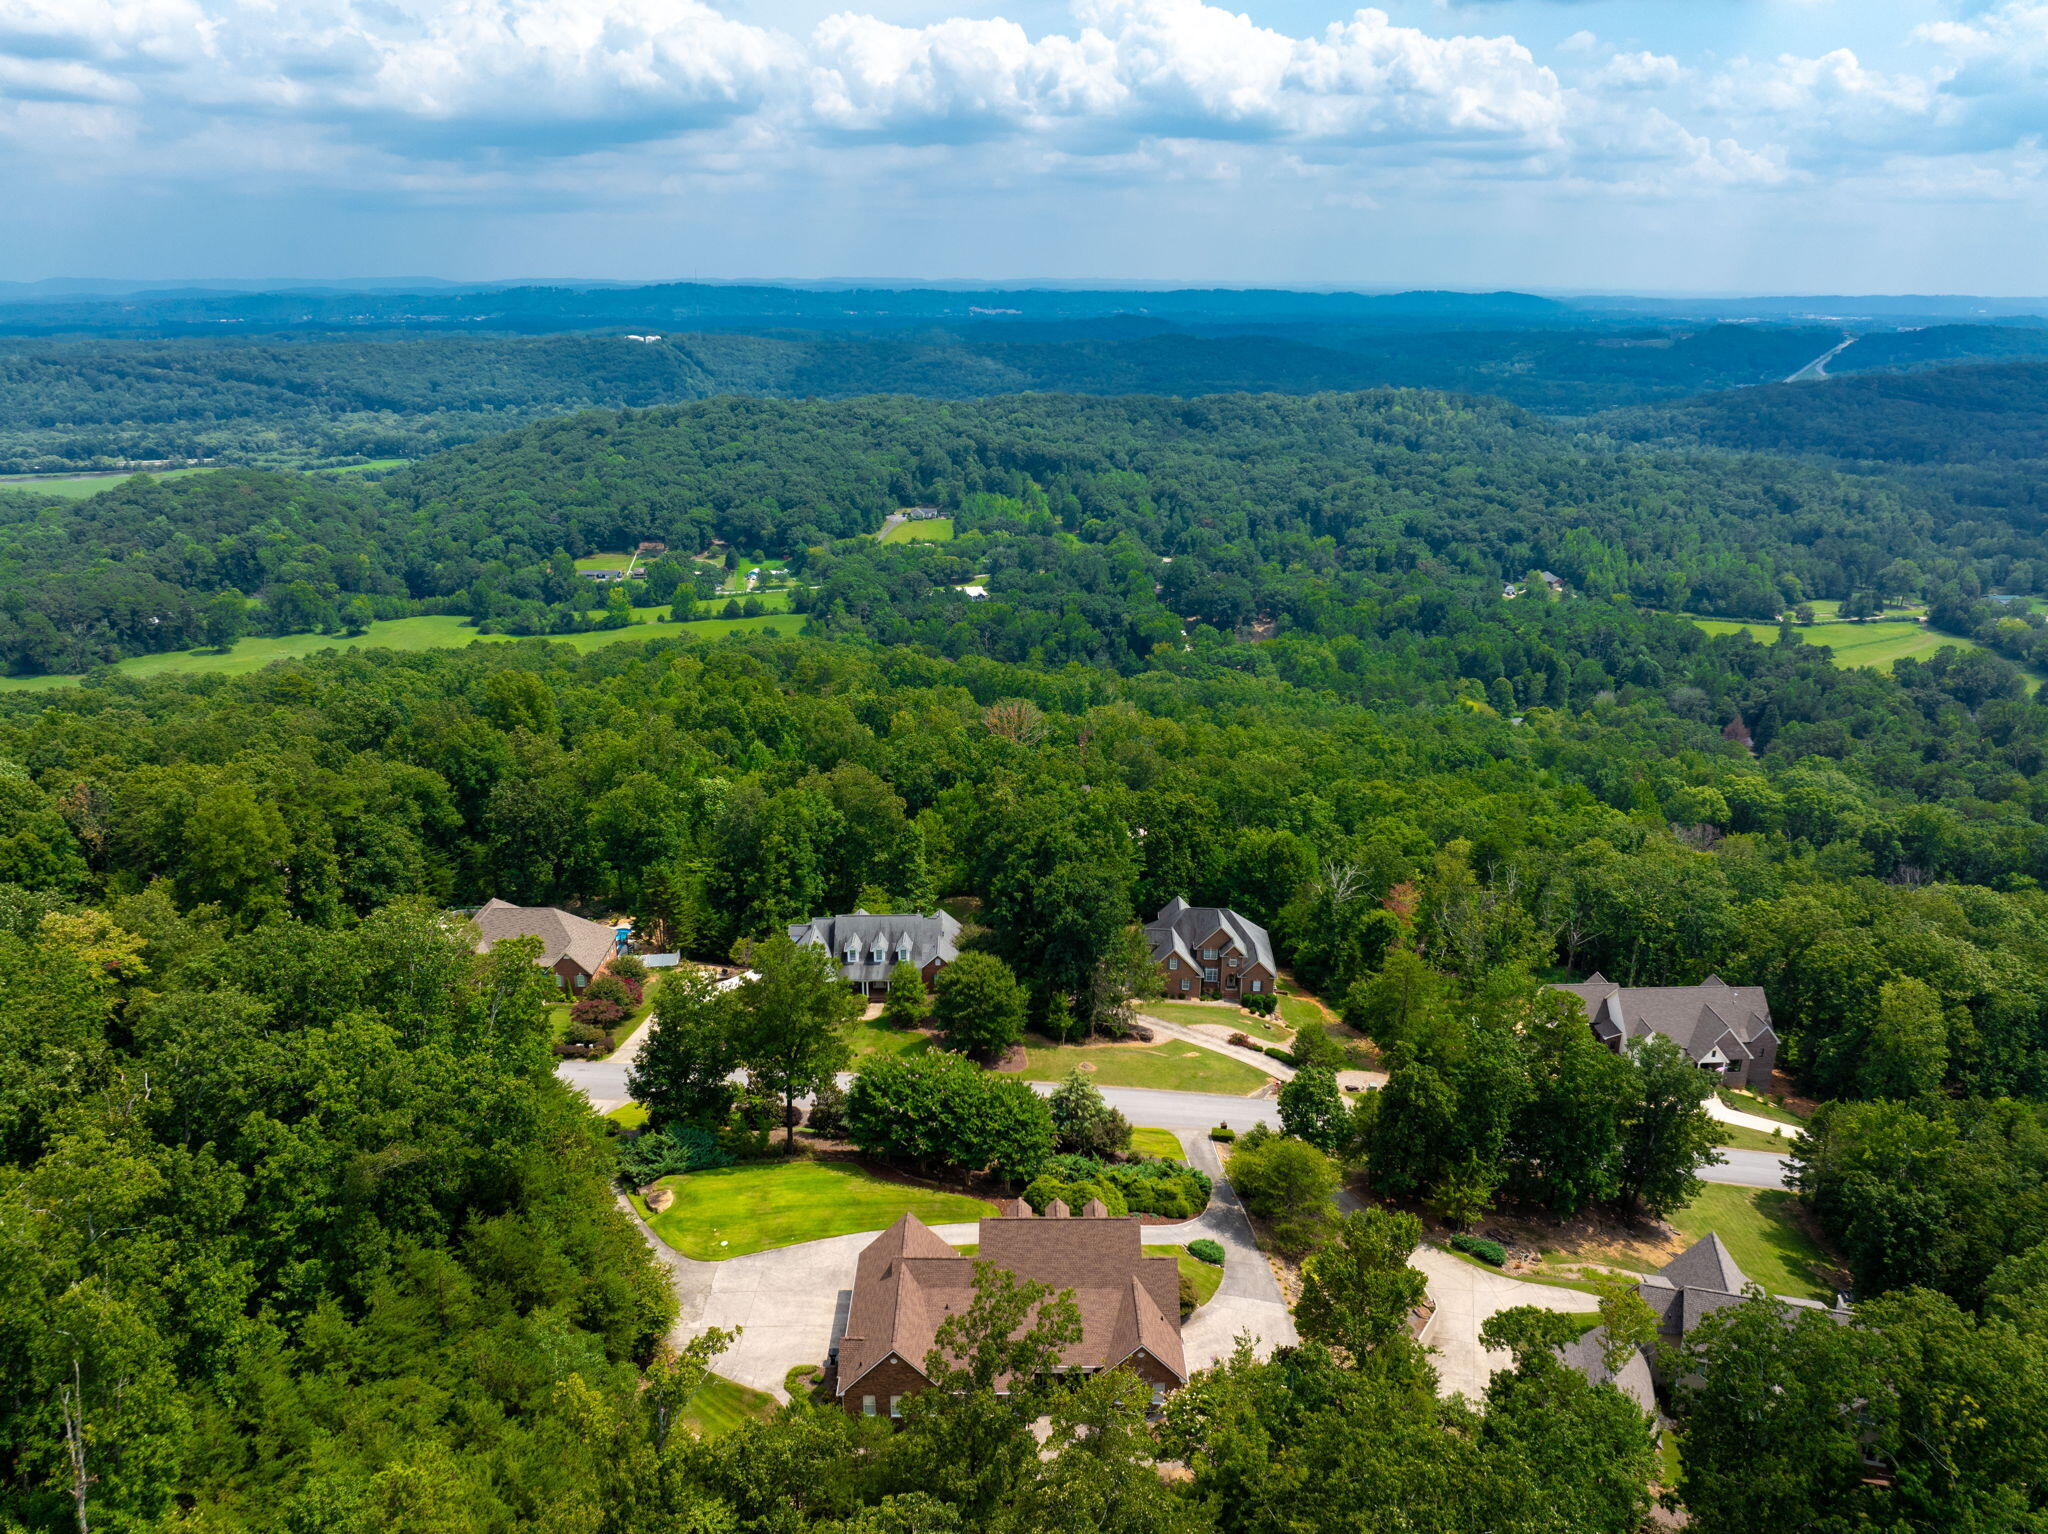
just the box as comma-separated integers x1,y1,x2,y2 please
1786,334,1856,382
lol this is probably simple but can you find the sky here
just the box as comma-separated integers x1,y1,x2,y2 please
2,0,2046,292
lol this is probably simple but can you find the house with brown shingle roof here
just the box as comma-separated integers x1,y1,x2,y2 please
834,1203,1186,1419
1551,973,1779,1089
471,898,621,996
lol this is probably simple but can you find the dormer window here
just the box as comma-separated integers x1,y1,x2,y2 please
870,944,885,964
896,946,910,963
844,944,859,963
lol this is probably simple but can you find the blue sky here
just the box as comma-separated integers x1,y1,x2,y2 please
2,0,2044,292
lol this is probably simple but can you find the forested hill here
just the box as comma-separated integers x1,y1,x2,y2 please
1606,361,2048,466
0,325,1835,472
3,386,2038,675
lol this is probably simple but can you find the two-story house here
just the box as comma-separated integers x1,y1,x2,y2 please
1143,897,1276,1000
787,909,962,997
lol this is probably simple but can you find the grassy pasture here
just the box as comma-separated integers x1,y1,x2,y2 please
880,517,955,544
0,466,218,499
0,611,802,692
1690,616,2007,676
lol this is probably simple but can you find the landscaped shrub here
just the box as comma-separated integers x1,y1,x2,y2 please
1228,1129,1340,1254
1029,1152,1212,1218
1188,1238,1226,1266
1023,1173,1129,1217
845,1052,1054,1180
1229,1032,1255,1049
1451,1235,1507,1267
619,1123,735,1183
609,954,649,984
1242,993,1279,1017
587,972,640,1008
1263,1045,1294,1064
563,1019,612,1048
1049,1070,1133,1158
572,997,628,1030
1210,1124,1236,1143
1178,1269,1200,1320
807,1081,847,1137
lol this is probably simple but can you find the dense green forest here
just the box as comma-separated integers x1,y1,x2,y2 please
8,627,2048,1527
0,323,1859,472
15,384,2048,676
10,309,2048,1528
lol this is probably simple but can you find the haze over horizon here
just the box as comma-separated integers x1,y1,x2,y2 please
5,0,2045,293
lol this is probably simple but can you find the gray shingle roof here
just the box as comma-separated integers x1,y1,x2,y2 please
1553,973,1775,1066
1557,1326,1659,1415
471,898,617,977
1144,897,1274,973
1657,1232,1747,1295
788,910,961,987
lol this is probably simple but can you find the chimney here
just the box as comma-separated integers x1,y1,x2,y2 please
1045,1198,1070,1219
1081,1198,1109,1219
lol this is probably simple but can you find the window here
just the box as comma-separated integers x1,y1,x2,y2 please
863,1396,876,1416
889,1396,902,1418
871,945,885,964
1200,947,1219,960
1179,979,1190,992
1203,968,1219,983
844,945,858,963
1167,956,1179,970
1226,974,1238,988
896,947,909,963
1151,1385,1166,1408
572,973,587,990
1228,955,1238,967
1250,979,1262,993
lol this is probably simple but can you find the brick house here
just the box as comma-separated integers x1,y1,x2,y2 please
1143,897,1276,1000
471,898,621,996
1551,973,1780,1090
787,910,961,997
835,1202,1186,1419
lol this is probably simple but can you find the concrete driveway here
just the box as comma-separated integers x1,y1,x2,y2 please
1147,1130,1299,1369
1411,1244,1598,1400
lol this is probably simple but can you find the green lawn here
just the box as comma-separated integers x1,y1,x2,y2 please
1715,1122,1803,1154
1140,1000,1288,1042
880,516,954,544
575,552,637,572
0,611,804,692
1718,1088,1809,1127
843,1016,932,1061
606,1103,649,1131
1146,1245,1225,1309
0,466,217,499
1668,1187,1833,1302
1015,1039,1271,1095
1129,1127,1186,1161
632,1159,996,1259
1277,996,1328,1032
681,1374,777,1438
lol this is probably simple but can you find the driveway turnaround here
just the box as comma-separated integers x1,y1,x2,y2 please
1411,1245,1598,1400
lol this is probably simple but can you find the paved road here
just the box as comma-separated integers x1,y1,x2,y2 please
1785,334,1856,382
1702,1146,1790,1189
1705,1095,1802,1139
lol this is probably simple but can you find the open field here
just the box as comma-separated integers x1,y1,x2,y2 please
682,1375,778,1438
0,611,801,693
1688,615,2030,683
632,1160,996,1260
575,552,637,572
1015,1038,1272,1095
313,459,410,476
1129,1127,1186,1161
880,516,955,544
0,466,218,499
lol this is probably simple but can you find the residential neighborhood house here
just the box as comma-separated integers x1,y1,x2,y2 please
835,1202,1186,1418
788,909,962,997
471,898,623,995
1551,973,1779,1089
1144,897,1276,999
